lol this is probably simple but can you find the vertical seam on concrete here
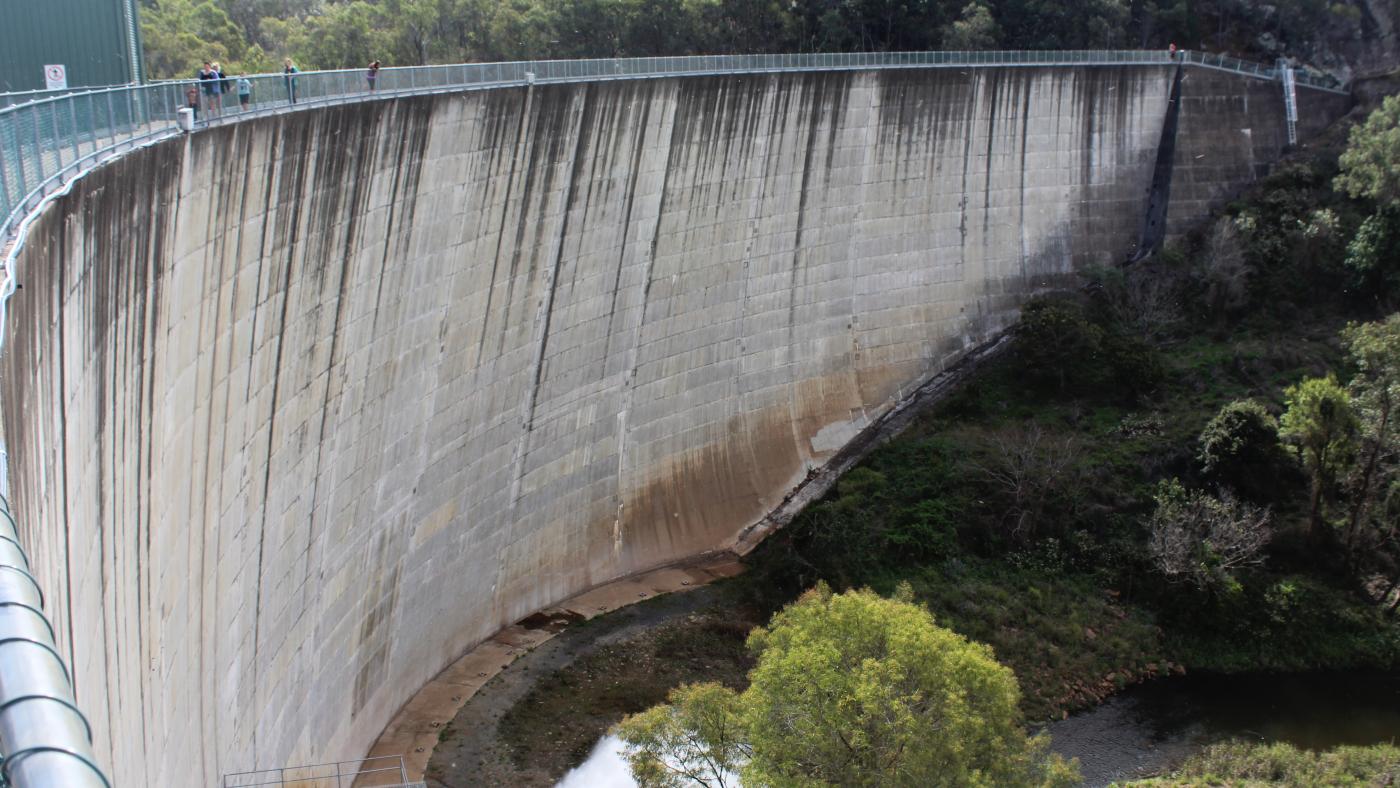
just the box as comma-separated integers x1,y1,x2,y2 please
612,82,682,551
783,74,828,471
844,74,879,415
249,119,311,762
510,86,591,509
600,86,653,365
474,89,533,366
304,108,379,595
207,121,255,782
731,75,778,481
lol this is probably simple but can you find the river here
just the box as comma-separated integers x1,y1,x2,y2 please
559,671,1400,787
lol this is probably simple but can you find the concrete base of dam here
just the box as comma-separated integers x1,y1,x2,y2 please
0,64,1348,785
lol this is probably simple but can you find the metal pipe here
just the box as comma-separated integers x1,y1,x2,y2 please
0,494,107,788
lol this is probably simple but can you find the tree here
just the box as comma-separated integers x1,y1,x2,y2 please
1014,297,1104,393
1341,315,1400,566
1336,96,1400,207
975,423,1082,543
1280,375,1359,538
615,683,748,788
287,1,396,70
1147,479,1272,590
142,0,249,78
1198,399,1284,498
616,585,1079,787
942,2,1001,49
1336,96,1400,300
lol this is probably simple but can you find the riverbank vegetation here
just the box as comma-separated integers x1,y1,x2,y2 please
616,585,1080,787
1126,741,1400,786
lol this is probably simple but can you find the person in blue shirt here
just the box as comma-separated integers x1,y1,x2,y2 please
196,61,221,118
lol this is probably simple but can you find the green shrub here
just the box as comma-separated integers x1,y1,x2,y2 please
1128,740,1400,786
1014,297,1105,394
1197,399,1285,499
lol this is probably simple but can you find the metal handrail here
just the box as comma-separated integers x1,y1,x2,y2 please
0,47,1348,788
0,494,107,787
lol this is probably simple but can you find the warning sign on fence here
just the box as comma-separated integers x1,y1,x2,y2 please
43,65,67,91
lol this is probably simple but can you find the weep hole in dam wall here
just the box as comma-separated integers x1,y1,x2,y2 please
0,63,1350,785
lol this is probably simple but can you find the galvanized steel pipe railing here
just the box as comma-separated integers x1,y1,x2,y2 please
0,494,106,788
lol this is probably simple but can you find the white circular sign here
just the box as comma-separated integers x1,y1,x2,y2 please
43,64,68,90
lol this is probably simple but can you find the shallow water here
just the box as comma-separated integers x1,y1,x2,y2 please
560,672,1400,787
1048,671,1400,786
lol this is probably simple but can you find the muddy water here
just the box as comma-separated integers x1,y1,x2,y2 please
1048,671,1400,786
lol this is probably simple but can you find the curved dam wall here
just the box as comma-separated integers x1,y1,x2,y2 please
0,65,1347,785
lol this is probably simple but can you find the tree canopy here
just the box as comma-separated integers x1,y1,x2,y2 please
138,0,1340,78
1281,374,1360,536
614,584,1079,787
1337,96,1400,207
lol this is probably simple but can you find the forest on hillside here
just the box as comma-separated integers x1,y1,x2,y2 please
140,0,1365,78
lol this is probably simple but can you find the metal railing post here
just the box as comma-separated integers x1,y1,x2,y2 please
30,109,46,183
69,97,82,166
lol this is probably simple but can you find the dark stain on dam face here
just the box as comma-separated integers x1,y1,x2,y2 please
0,66,1351,786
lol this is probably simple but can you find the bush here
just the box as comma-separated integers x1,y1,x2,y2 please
1146,479,1271,590
616,585,1081,787
1133,740,1400,786
1014,297,1105,391
1197,399,1285,499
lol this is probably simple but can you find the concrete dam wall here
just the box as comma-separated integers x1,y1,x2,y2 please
0,65,1348,784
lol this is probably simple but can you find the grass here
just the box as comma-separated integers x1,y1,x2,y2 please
1124,741,1400,786
884,558,1171,720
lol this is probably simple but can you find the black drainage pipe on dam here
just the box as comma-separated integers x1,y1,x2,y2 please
1130,62,1184,264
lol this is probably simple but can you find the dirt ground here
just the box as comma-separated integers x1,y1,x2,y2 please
423,583,759,787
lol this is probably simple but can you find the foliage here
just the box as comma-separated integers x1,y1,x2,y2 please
1159,573,1400,673
614,682,748,788
1335,97,1400,301
1197,399,1284,497
1337,95,1400,207
974,423,1083,543
994,0,1130,49
1014,297,1106,393
1343,207,1400,294
140,0,1355,79
1280,374,1359,535
618,585,1080,787
1146,479,1271,590
1197,218,1251,322
897,557,1168,720
944,2,1001,49
142,0,249,77
1340,314,1400,571
1126,740,1400,786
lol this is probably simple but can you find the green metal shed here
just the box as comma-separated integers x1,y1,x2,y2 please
0,0,143,93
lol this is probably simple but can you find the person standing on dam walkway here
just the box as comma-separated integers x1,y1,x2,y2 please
284,58,299,104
